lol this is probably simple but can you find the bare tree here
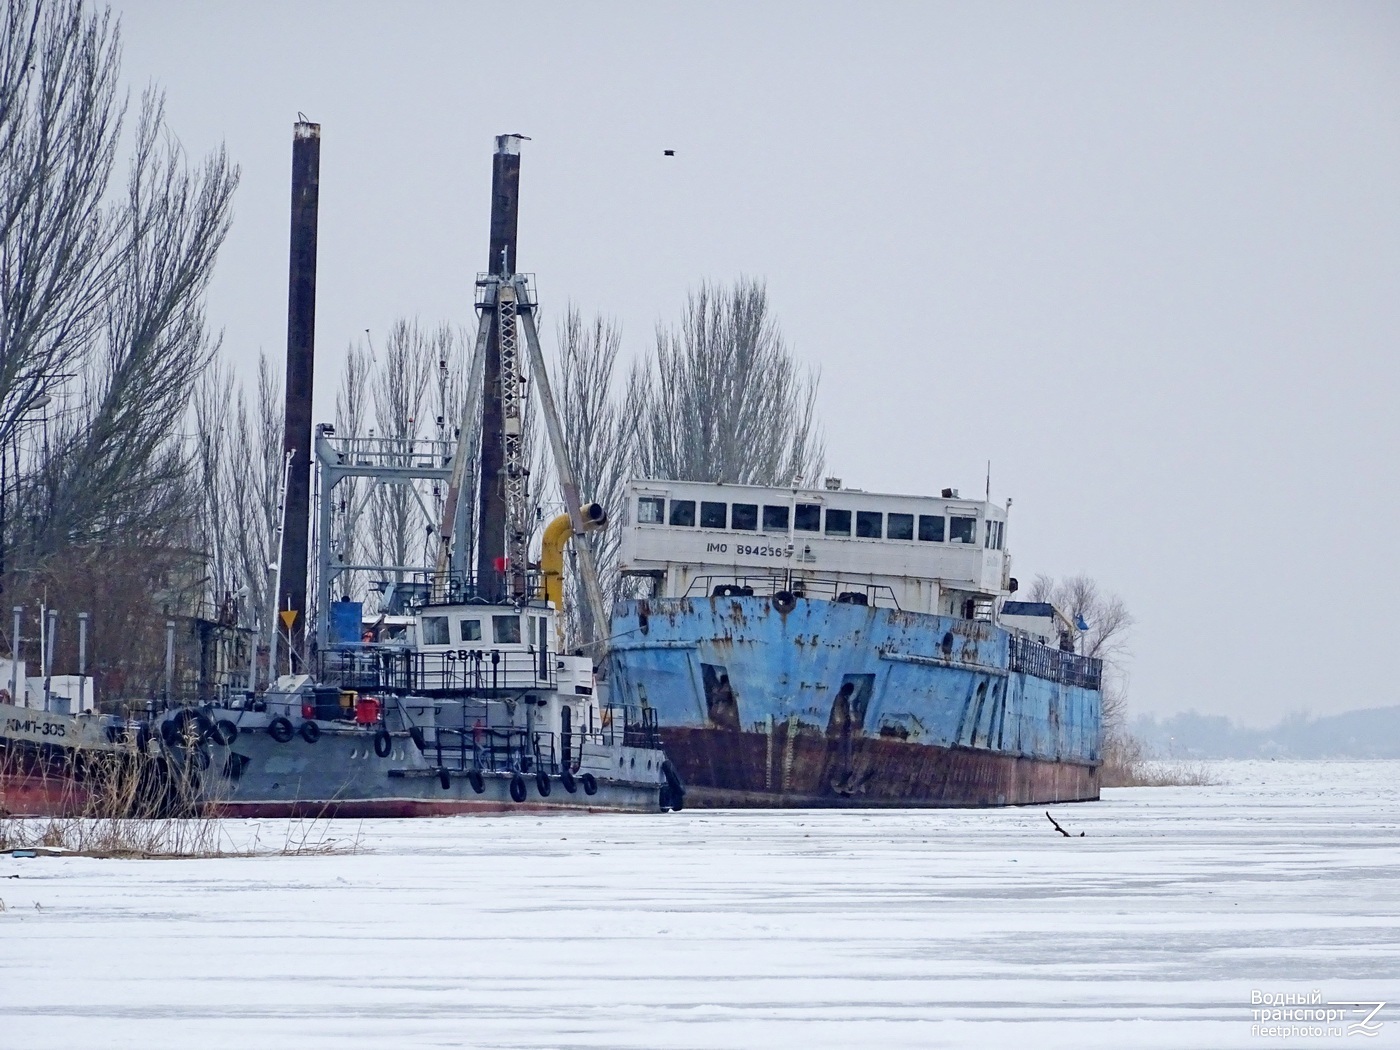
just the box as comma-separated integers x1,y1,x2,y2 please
24,91,237,562
368,319,433,592
1027,573,1134,736
544,305,627,647
627,278,824,486
329,336,371,603
0,0,123,448
205,353,282,634
0,4,239,696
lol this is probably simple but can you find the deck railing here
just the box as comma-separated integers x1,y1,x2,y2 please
1007,635,1102,690
317,647,556,694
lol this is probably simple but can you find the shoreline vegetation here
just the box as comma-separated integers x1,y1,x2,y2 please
1101,732,1217,788
0,748,357,859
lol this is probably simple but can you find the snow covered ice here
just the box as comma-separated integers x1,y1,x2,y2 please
1,760,1397,1049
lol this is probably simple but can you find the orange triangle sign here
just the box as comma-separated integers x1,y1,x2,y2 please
280,609,298,629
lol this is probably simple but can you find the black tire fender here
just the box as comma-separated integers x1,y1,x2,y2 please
580,772,598,796
509,773,527,803
438,768,451,790
212,719,238,746
661,759,685,812
535,770,551,797
373,730,392,758
268,716,294,744
560,768,577,793
191,745,211,771
299,720,321,744
467,769,485,794
772,591,797,614
409,726,426,751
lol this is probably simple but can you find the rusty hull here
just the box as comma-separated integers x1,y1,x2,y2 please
661,722,1098,808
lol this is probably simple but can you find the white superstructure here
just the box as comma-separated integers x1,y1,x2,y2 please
618,479,1014,618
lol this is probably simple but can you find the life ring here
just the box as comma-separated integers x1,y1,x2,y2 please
373,730,393,758
560,768,577,793
772,591,797,614
580,772,598,796
661,759,686,812
509,773,527,803
268,716,294,744
438,768,451,790
299,720,321,744
212,719,238,746
408,726,426,751
535,770,551,797
467,769,485,794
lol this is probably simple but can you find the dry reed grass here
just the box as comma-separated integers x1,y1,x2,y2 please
1101,732,1218,788
0,739,359,859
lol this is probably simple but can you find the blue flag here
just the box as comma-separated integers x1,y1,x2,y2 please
1075,614,1089,632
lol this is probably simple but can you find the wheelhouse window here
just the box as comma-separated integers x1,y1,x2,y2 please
987,520,1004,550
421,616,449,646
887,512,914,540
918,514,945,542
856,511,883,538
763,505,790,531
950,515,977,544
731,503,758,531
825,509,852,536
669,499,695,526
701,501,727,529
492,615,522,644
794,503,821,532
637,496,664,524
459,618,482,642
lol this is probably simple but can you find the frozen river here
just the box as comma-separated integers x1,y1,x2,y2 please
2,760,1397,1049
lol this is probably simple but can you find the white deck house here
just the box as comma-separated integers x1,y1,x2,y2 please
618,479,1015,619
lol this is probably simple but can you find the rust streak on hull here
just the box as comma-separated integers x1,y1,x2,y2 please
660,725,1099,808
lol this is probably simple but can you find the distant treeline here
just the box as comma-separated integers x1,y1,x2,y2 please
1131,706,1400,760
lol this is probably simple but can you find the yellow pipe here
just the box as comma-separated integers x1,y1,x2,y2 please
540,512,573,617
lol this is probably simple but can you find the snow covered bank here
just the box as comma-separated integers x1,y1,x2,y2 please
1,760,1396,1048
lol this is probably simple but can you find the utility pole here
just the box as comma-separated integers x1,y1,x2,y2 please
77,612,88,713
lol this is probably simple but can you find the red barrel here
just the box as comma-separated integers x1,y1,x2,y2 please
355,697,381,725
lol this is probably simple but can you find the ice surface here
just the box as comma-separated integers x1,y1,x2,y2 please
1,760,1397,1049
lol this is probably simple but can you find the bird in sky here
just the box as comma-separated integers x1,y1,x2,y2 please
663,149,675,157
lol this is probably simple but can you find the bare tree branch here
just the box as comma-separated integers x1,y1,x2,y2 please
627,277,824,486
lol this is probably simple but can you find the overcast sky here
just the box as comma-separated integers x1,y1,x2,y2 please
112,1,1399,727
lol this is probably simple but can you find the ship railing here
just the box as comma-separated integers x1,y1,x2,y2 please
406,570,546,608
321,434,455,471
1007,635,1103,690
317,647,556,694
581,703,661,750
681,573,901,609
427,724,564,776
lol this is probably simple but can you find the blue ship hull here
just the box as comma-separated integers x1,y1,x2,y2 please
608,595,1102,807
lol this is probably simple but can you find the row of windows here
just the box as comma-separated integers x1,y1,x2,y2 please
636,496,1004,548
421,613,549,647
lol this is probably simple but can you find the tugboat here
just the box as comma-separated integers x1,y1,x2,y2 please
606,477,1101,807
189,595,674,816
